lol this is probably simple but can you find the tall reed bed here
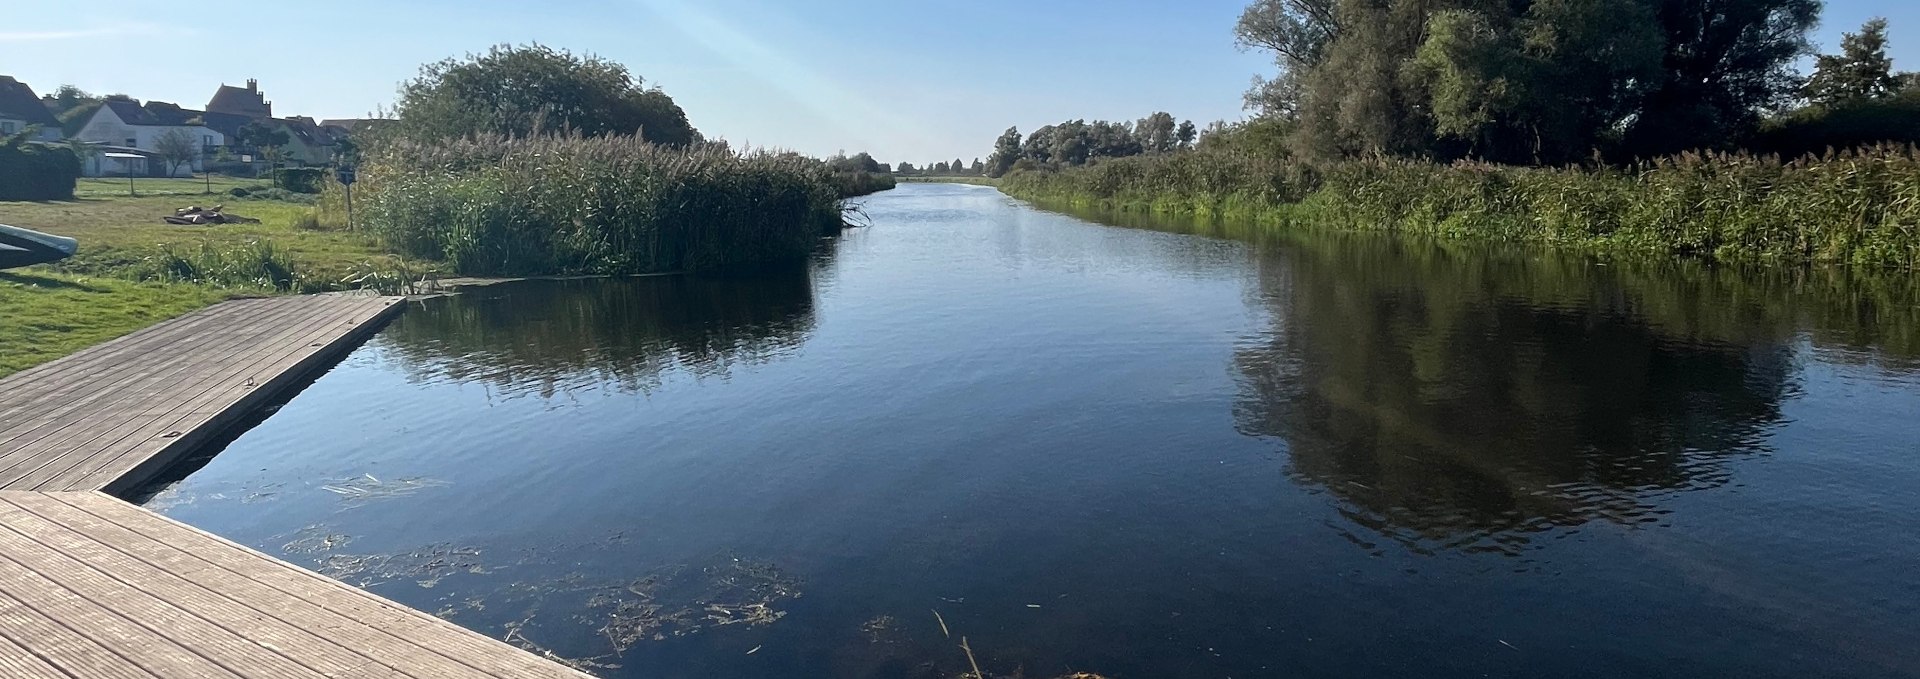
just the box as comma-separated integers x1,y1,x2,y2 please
1002,146,1920,269
827,169,897,198
357,134,851,276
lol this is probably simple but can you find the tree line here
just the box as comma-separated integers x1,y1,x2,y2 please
1237,0,1918,164
984,112,1200,178
984,2,1920,174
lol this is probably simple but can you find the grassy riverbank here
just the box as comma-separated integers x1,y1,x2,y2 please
1000,147,1920,269
898,176,1000,186
5,194,397,286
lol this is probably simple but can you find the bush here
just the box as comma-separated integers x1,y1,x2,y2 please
273,168,327,194
207,160,260,177
359,133,849,276
1751,93,1920,160
0,135,80,201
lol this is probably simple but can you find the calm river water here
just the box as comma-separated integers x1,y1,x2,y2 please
150,183,1920,678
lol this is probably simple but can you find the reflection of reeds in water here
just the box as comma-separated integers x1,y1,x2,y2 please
379,270,819,398
1053,203,1920,365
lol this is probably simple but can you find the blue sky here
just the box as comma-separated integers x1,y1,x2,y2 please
2,0,1914,163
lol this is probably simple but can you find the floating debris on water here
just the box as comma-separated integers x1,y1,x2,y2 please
861,615,902,644
932,609,951,638
432,597,487,620
317,474,450,507
452,555,810,670
280,525,354,555
316,543,487,588
583,558,804,653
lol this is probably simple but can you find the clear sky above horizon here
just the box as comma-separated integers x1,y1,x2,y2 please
4,0,1916,163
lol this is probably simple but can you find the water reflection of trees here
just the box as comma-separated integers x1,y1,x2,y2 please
379,267,818,399
1231,235,1830,555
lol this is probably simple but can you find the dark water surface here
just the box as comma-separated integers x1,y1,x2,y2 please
151,183,1920,678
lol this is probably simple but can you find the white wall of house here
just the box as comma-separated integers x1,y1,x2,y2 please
0,116,61,141
73,107,224,175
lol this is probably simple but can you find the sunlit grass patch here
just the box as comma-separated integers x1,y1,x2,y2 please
0,271,226,379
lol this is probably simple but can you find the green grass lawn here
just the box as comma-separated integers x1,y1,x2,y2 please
2,194,400,284
0,190,427,379
0,271,228,379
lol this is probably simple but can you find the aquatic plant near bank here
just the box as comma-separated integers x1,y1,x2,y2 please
357,134,860,277
129,239,304,291
1001,146,1920,269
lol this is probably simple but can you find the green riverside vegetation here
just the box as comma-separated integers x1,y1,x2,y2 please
1002,147,1920,268
2,43,896,376
983,3,1920,270
357,134,856,276
353,43,893,277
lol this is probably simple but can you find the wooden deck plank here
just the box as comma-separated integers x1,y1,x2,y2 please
9,302,375,492
0,294,592,678
57,493,592,679
0,554,243,678
0,300,309,451
0,501,329,679
0,588,157,679
0,297,364,450
0,296,401,493
0,299,254,409
0,300,317,470
5,493,504,679
91,299,401,496
0,626,76,679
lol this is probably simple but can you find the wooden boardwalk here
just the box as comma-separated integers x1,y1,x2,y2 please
0,295,400,495
0,296,593,678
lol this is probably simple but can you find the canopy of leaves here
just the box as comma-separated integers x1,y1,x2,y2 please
393,44,698,146
1806,18,1904,105
1238,0,1820,163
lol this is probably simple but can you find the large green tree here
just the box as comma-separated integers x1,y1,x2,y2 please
1619,0,1820,157
1806,18,1903,105
394,44,698,145
1407,0,1665,163
1235,0,1343,117
986,126,1023,177
1137,112,1178,153
1239,0,1821,162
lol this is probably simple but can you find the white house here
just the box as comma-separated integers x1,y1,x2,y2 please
72,100,223,177
0,76,62,142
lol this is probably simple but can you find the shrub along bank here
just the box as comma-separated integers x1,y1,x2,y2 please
0,134,80,201
356,134,860,277
1000,147,1920,269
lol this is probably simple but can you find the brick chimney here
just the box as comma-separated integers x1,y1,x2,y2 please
246,78,257,93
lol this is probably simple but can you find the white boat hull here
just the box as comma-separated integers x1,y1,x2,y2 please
0,224,79,270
